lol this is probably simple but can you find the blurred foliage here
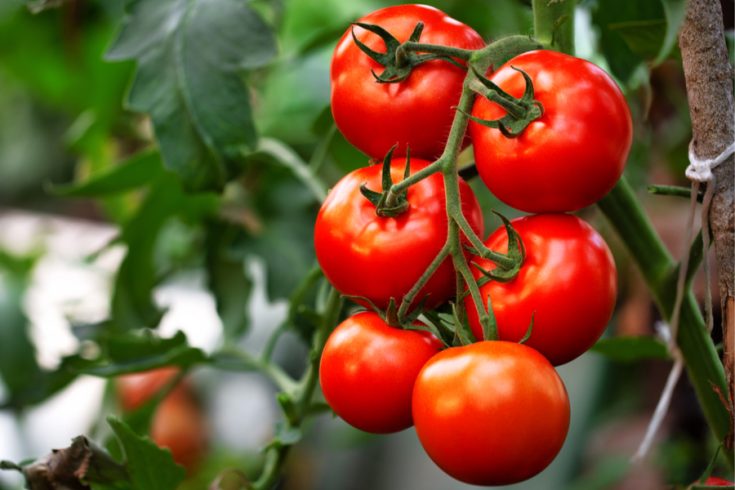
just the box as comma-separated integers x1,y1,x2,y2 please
0,0,731,488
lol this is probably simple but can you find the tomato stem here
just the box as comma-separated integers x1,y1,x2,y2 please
252,288,343,489
397,242,451,322
399,41,474,61
532,0,575,55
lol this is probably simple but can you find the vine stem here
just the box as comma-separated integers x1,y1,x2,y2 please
252,288,343,490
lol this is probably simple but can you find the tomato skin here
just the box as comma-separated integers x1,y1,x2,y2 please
314,157,483,310
412,341,570,485
465,214,617,366
704,476,735,486
116,368,207,471
470,50,632,213
319,311,442,433
331,4,485,160
151,390,208,471
116,366,184,411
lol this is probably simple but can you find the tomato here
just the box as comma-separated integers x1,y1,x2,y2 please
412,341,570,485
465,214,617,366
314,157,483,310
116,368,207,471
469,50,632,213
319,311,442,433
151,390,207,471
704,476,735,486
331,4,485,160
116,366,184,411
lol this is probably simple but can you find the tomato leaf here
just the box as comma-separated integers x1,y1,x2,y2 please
52,150,164,197
66,330,206,377
204,221,253,342
591,336,670,363
112,171,219,330
108,417,185,490
106,0,277,191
591,0,664,83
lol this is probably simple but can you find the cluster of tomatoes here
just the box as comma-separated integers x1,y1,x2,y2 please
315,4,632,486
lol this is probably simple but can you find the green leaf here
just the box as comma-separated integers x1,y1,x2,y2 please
591,0,664,83
609,19,667,60
67,330,206,377
108,417,185,490
107,0,277,191
111,173,218,330
205,222,252,342
230,163,318,300
656,0,687,65
53,150,164,197
591,336,670,363
0,273,43,401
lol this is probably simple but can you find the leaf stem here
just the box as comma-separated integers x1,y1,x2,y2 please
252,288,342,490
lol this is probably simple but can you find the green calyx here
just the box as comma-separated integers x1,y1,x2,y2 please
351,22,464,83
466,66,544,138
471,212,526,283
360,146,411,217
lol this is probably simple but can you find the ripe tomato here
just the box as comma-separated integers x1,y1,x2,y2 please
469,50,632,213
412,341,570,485
314,157,483,310
151,390,207,471
116,366,184,411
331,4,485,160
319,311,442,433
704,476,735,486
465,214,617,366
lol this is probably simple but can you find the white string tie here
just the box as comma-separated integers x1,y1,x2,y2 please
686,141,735,182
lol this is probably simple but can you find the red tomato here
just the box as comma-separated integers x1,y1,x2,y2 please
470,50,632,212
465,214,617,366
704,476,735,486
116,366,184,411
319,311,442,433
314,157,483,310
412,341,570,485
331,4,485,159
116,368,207,471
151,390,208,471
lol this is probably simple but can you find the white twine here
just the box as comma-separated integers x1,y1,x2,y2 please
686,141,735,182
632,139,733,463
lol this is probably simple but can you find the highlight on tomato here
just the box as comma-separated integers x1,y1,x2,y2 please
412,341,570,485
314,155,483,311
331,4,485,160
469,50,632,213
465,214,617,366
319,311,442,434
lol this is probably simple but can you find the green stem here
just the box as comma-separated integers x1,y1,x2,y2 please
400,42,474,60
532,0,576,54
397,242,451,321
598,179,732,462
252,288,342,490
452,212,514,268
387,158,443,200
470,35,545,71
